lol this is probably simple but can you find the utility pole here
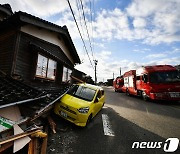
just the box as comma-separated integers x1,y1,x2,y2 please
94,60,98,85
120,67,121,76
113,72,114,79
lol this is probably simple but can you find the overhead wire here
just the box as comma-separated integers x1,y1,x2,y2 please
89,0,94,56
79,0,95,60
66,0,94,70
91,0,95,54
76,0,86,63
76,0,86,39
76,0,88,64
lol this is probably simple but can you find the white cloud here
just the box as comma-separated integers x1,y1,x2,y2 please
126,0,166,17
148,57,180,65
126,0,180,44
1,0,70,17
165,47,180,54
76,47,179,82
145,53,167,59
93,8,130,40
75,50,112,81
90,0,180,44
133,48,151,53
133,17,146,28
92,42,105,48
2,0,180,45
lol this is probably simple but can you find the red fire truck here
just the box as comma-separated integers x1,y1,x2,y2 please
113,76,124,92
122,65,180,101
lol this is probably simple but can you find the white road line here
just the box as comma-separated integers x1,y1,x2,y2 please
102,114,115,136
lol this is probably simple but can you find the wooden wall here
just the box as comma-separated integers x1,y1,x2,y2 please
0,30,16,74
14,32,72,89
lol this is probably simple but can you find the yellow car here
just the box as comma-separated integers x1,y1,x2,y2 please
54,83,105,127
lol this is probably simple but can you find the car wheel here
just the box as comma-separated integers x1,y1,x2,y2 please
86,114,92,126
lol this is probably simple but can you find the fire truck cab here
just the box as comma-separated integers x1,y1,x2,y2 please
113,76,124,92
122,65,180,101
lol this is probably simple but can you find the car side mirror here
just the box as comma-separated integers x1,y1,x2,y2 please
95,97,99,103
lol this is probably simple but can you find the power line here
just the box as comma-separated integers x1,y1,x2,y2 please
76,0,86,38
89,0,95,55
66,0,94,70
79,0,94,60
76,0,86,62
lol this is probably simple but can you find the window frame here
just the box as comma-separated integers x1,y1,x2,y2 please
62,66,72,83
35,53,57,81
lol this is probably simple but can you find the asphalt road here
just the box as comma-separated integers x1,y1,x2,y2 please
47,86,180,154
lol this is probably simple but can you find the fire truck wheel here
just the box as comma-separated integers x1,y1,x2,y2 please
142,91,148,101
126,89,130,96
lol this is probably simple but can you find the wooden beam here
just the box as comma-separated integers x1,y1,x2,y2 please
28,138,39,154
28,140,34,154
47,116,56,134
0,129,41,145
40,125,48,154
0,142,13,153
71,75,85,83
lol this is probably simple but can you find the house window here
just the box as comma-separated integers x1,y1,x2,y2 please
62,66,72,82
36,54,57,80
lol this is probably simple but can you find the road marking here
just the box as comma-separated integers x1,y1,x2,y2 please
102,114,115,136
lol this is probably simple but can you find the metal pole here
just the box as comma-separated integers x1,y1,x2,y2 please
94,60,98,84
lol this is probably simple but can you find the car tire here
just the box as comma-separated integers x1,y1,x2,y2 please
86,114,92,126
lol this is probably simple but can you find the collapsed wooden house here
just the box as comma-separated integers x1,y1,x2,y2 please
0,3,80,153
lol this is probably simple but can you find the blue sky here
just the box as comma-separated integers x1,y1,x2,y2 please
2,0,180,82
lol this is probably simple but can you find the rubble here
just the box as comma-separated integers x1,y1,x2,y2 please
0,71,70,153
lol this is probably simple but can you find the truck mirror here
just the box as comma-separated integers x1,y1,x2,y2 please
143,75,148,83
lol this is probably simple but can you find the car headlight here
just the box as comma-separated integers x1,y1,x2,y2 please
77,107,89,113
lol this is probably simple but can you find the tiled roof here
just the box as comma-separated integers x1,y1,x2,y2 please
0,4,13,16
0,70,70,116
0,71,42,108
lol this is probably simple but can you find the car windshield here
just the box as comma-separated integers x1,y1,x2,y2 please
67,85,96,101
149,71,180,83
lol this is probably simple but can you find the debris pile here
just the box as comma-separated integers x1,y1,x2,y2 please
0,70,70,153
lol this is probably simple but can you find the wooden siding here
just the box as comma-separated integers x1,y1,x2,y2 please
14,32,71,89
0,30,16,74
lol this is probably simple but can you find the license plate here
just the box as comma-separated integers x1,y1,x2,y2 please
60,111,67,118
170,93,180,98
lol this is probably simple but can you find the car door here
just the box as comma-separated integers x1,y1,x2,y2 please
99,90,105,107
94,90,104,115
